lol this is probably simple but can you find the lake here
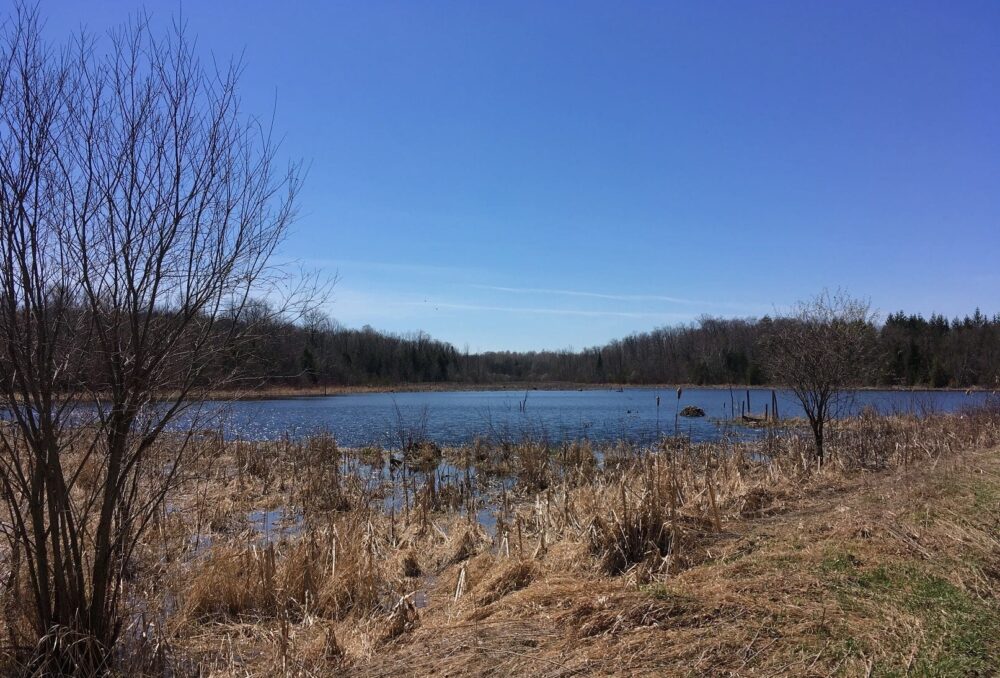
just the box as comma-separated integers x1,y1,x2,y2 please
198,387,995,447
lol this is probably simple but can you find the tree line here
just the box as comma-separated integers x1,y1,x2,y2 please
247,307,1000,389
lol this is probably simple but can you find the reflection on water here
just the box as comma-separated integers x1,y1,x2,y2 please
173,387,994,448
248,507,303,543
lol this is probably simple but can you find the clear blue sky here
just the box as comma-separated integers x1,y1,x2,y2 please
39,1,1000,351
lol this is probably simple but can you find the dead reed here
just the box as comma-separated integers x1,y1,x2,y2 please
2,403,999,675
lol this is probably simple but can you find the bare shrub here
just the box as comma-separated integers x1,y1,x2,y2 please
761,290,879,465
0,4,313,668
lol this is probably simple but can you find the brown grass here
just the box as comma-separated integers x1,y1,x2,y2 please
3,407,1000,675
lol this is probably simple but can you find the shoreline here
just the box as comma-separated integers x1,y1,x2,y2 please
192,381,997,401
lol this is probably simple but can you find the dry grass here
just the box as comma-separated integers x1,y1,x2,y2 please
2,406,1000,675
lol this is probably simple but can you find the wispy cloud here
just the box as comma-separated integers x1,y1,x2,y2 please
404,300,690,320
472,284,731,307
301,258,482,277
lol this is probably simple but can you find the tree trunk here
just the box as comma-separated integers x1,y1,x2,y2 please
812,421,825,467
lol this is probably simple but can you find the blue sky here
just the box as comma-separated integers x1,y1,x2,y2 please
38,1,1000,351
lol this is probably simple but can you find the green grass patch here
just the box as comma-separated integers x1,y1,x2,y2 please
828,562,1000,676
821,549,862,574
969,477,1000,511
643,583,698,607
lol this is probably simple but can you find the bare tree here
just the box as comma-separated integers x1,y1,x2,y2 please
0,6,308,670
761,291,878,466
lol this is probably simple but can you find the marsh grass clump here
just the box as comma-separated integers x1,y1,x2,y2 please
840,406,899,469
178,514,402,626
514,440,552,492
180,545,281,620
474,559,538,606
357,445,386,469
278,432,352,512
556,439,598,486
441,528,485,568
602,439,640,474
587,481,671,576
469,436,509,477
404,441,443,474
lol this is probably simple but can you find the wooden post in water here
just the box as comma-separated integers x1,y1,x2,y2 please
675,387,682,435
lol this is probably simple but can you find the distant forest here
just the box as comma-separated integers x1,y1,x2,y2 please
240,309,1000,389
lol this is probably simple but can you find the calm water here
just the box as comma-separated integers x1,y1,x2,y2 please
197,387,995,447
